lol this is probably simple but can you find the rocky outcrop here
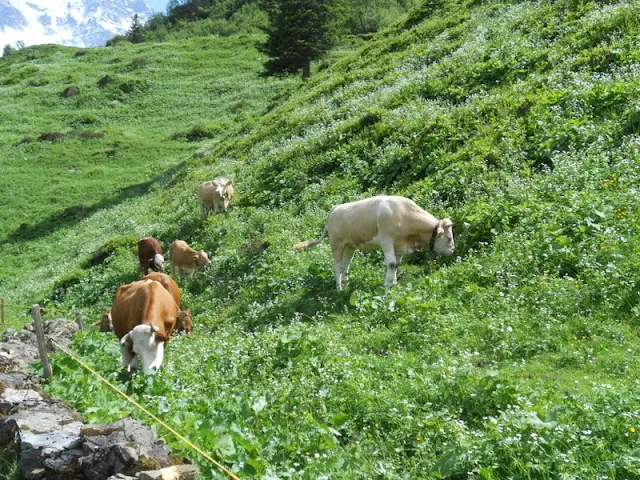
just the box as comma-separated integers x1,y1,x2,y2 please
0,320,197,480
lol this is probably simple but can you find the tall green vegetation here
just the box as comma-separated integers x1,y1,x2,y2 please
3,0,640,478
134,0,418,42
259,0,337,78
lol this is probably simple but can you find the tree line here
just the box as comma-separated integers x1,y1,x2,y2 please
119,0,419,78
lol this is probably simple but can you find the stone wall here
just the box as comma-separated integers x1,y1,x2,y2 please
0,320,197,480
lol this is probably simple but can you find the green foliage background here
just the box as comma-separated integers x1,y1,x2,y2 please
2,0,640,478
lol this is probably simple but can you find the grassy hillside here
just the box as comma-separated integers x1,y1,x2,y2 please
0,35,298,305
3,0,640,478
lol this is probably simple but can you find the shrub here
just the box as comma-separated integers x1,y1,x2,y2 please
97,75,114,88
171,123,222,142
62,86,79,97
83,235,138,268
130,57,149,69
118,78,149,93
38,132,65,142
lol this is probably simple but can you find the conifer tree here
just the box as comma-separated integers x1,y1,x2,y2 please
128,13,144,43
259,0,336,79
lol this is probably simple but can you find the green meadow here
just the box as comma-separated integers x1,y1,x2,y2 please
2,0,640,478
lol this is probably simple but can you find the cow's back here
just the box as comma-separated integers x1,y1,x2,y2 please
170,240,191,264
198,182,218,205
112,280,178,340
143,272,181,306
111,280,146,339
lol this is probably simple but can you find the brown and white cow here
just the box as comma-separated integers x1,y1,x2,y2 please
169,240,210,279
143,272,192,334
111,279,178,373
197,177,234,217
137,237,164,277
293,195,455,290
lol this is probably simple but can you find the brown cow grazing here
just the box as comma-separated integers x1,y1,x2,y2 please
197,177,234,217
293,195,455,290
111,279,178,373
143,272,192,334
137,237,165,277
92,308,113,332
169,240,210,279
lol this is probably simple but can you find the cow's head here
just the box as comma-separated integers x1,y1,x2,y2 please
99,309,113,332
120,324,166,373
434,218,455,256
153,253,165,271
215,179,233,211
195,250,210,267
176,308,192,334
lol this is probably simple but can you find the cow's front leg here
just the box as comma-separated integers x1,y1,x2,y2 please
120,341,134,370
382,245,398,287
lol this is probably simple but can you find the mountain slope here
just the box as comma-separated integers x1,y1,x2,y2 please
3,0,640,478
0,0,153,48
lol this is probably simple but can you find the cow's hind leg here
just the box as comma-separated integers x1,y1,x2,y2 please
342,245,356,285
331,243,345,291
382,243,398,287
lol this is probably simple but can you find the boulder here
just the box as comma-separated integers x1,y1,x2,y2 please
0,341,39,372
0,403,85,479
137,465,198,480
43,318,79,352
79,418,172,480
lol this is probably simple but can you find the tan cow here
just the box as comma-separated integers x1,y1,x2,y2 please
92,308,113,332
197,177,234,217
111,279,178,373
143,272,192,334
293,195,455,290
169,240,210,279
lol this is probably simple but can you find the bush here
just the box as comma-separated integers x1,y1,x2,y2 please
171,123,222,142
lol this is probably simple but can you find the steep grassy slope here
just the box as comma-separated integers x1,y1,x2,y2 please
4,0,640,478
0,35,298,307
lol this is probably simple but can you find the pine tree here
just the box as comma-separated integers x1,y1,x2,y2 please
127,13,144,44
259,0,336,79
2,44,15,57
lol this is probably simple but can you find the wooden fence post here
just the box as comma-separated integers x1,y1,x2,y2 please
75,312,83,332
31,304,52,379
0,298,4,325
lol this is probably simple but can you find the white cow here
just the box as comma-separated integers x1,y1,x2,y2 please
293,195,454,290
197,177,234,217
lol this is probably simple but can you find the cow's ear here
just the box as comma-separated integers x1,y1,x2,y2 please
151,325,160,333
193,254,198,262
225,179,232,186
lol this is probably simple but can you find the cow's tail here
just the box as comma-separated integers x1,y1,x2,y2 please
293,224,328,251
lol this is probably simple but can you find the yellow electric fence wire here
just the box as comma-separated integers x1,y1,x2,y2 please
48,338,241,480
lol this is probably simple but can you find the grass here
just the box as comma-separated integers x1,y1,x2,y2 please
3,0,640,478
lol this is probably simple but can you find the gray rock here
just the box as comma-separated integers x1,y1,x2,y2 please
80,418,172,480
106,474,137,480
137,464,198,480
0,371,40,390
43,318,79,352
0,402,84,479
0,341,39,372
0,388,43,412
